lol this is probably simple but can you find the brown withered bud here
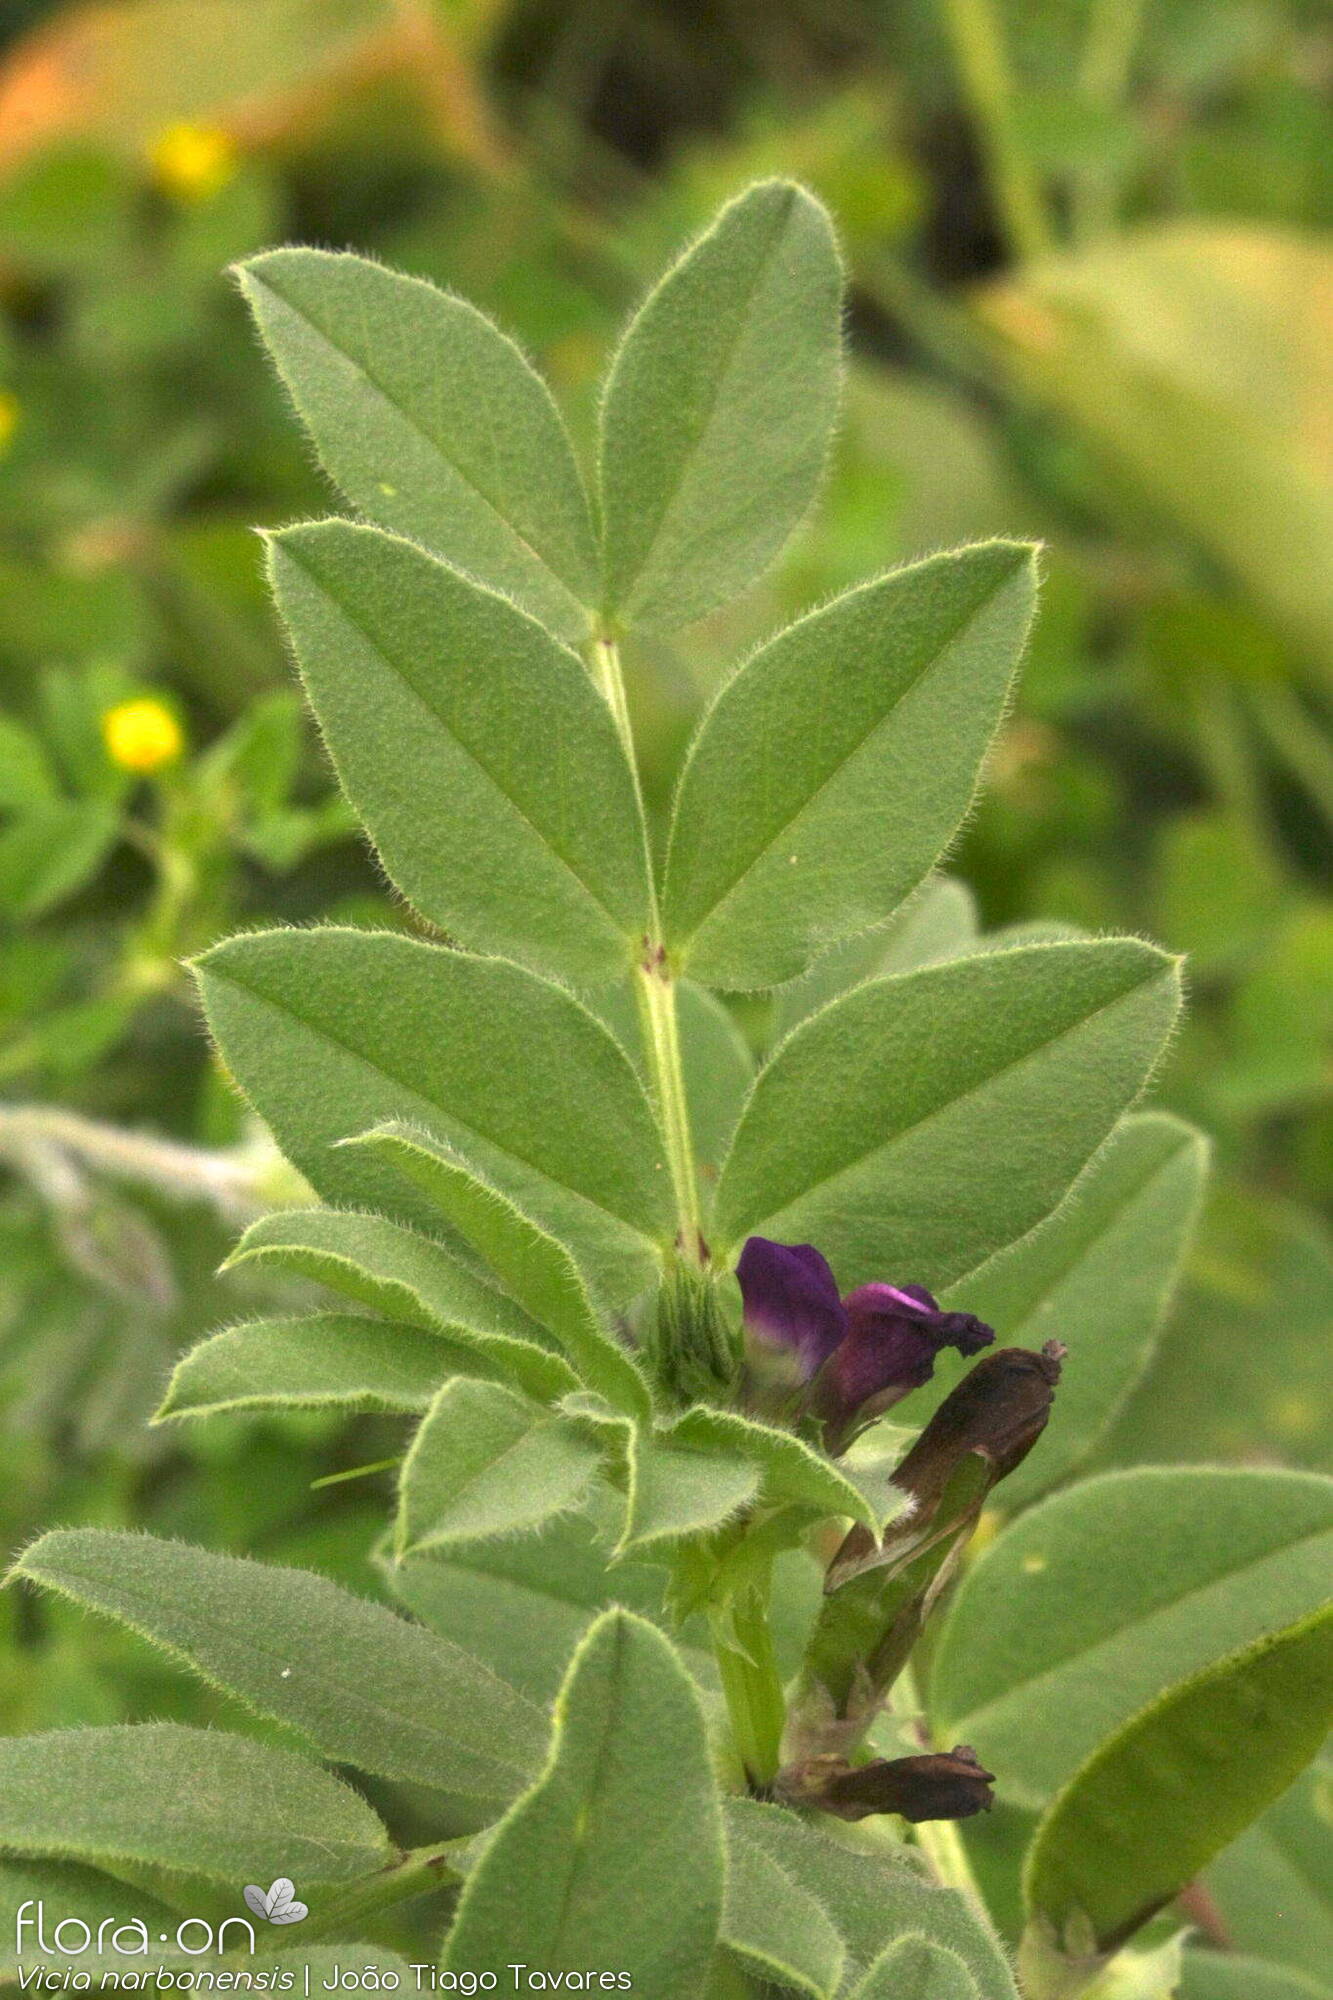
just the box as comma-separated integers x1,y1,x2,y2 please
892,1340,1066,1510
777,1745,995,1823
827,1342,1065,1588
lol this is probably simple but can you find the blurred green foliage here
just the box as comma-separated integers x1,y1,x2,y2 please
0,0,1327,1807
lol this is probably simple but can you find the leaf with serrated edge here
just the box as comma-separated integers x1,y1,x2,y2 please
237,248,597,641
349,1122,652,1418
223,1206,547,1345
12,1531,547,1820
442,1610,723,1993
715,939,1182,1291
721,1816,847,1998
931,1467,1333,1808
397,1378,604,1556
620,1429,760,1554
0,1724,390,1884
193,927,672,1307
1023,1606,1333,1953
267,521,650,982
722,1800,1018,1996
663,542,1035,988
669,1406,909,1535
155,1311,570,1419
599,180,842,631
850,1936,981,2000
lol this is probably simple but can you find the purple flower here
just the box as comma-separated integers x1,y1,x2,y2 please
736,1236,995,1442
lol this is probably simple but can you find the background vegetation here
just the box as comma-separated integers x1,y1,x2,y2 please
0,0,1327,1936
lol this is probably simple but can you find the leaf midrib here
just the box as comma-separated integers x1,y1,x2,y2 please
944,1516,1333,1741
605,190,793,602
283,534,642,945
410,1406,596,1548
253,268,591,615
721,953,1169,1235
206,951,663,1245
26,1550,544,1789
669,556,1024,950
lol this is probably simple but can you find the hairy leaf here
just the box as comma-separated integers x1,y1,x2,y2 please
663,543,1035,987
931,1467,1333,1807
397,1378,604,1555
13,1531,547,1820
268,522,649,981
1023,1606,1333,1951
715,940,1181,1289
238,248,598,640
599,180,841,630
352,1123,652,1418
442,1610,723,1992
157,1312,474,1420
0,1724,390,1884
195,928,672,1305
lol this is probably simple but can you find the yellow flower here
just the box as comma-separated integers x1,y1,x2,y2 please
102,698,184,775
0,389,19,454
147,122,238,204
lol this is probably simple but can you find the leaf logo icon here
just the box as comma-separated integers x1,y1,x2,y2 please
243,1878,309,1925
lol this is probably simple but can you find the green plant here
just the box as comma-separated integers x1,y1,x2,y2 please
3,182,1329,2000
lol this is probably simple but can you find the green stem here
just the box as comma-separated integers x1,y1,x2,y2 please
257,1840,466,1950
587,634,705,1262
939,0,1055,264
634,952,705,1260
709,1579,787,1790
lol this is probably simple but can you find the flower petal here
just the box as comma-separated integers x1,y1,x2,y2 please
736,1236,847,1377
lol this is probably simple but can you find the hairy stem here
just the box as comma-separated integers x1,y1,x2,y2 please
255,1841,467,1950
710,1579,788,1790
939,0,1054,264
588,634,705,1261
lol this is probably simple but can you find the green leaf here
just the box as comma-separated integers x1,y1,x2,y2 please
237,248,598,642
669,1406,909,1535
720,1800,1019,1996
930,1467,1333,1808
599,180,842,630
267,522,650,982
721,1817,847,1998
194,928,672,1306
1204,1769,1333,1987
0,715,59,809
397,1378,604,1556
0,801,117,917
1179,1952,1332,2000
442,1609,723,1992
222,1209,579,1403
621,1428,760,1553
850,1937,981,2000
389,1499,694,1705
714,940,1181,1290
928,1112,1209,1508
351,1123,652,1418
12,1530,547,1820
224,1205,545,1343
772,876,980,1041
0,1723,390,1884
0,1857,180,1977
1022,1606,1333,1953
663,542,1036,987
156,1312,464,1420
